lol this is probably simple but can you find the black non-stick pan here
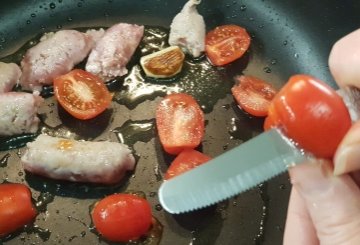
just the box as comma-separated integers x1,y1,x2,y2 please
1,0,360,244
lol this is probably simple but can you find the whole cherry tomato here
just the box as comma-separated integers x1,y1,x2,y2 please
0,183,37,237
264,74,351,159
91,193,152,243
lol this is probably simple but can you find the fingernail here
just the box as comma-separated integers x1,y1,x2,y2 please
334,145,360,175
289,160,333,197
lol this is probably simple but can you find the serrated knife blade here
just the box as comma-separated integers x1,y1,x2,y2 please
158,128,309,214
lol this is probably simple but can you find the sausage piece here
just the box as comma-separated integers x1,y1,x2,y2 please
21,135,136,185
0,62,21,93
0,92,43,136
86,23,144,81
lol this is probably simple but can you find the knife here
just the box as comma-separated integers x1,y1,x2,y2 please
158,87,360,214
158,128,309,214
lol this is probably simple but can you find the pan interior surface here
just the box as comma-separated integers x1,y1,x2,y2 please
0,0,359,244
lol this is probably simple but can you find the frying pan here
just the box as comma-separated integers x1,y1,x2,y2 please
1,0,360,244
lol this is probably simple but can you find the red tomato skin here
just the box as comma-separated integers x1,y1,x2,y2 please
0,184,37,237
54,69,112,120
165,149,212,180
91,194,152,243
231,76,277,117
205,24,251,66
265,74,351,159
156,93,205,155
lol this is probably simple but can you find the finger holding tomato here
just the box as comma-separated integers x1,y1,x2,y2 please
0,183,37,238
264,74,351,159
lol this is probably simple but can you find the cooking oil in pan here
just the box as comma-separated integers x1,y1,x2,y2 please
112,119,156,146
114,26,242,113
0,24,263,245
0,153,11,167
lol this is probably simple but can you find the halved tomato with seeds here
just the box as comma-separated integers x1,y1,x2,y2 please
231,75,277,117
156,93,205,155
205,24,251,66
54,69,112,120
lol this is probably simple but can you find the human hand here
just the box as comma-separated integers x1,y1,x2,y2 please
283,29,360,245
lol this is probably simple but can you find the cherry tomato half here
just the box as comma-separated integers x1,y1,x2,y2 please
165,149,212,180
0,183,37,237
54,69,112,120
91,193,152,243
156,93,205,155
205,24,251,66
264,74,351,159
231,75,277,117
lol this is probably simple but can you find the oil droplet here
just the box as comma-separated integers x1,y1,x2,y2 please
279,184,286,190
25,225,51,242
0,153,10,167
143,217,163,245
58,0,63,2
283,40,288,46
31,13,36,18
0,134,38,151
254,183,269,244
26,20,31,24
222,104,230,110
35,192,55,212
0,37,6,43
56,25,62,29
263,67,271,73
49,3,56,9
68,235,77,242
270,59,277,65
67,16,73,21
155,204,163,211
294,53,299,59
67,216,88,228
77,2,82,7
112,119,155,146
240,5,247,11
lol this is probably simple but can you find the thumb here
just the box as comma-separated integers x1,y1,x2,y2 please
289,160,360,245
334,121,360,175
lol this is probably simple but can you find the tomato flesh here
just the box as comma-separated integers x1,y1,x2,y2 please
265,74,351,159
54,69,112,120
0,183,37,237
92,193,152,243
156,93,205,155
231,75,277,117
205,24,251,66
165,149,211,180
